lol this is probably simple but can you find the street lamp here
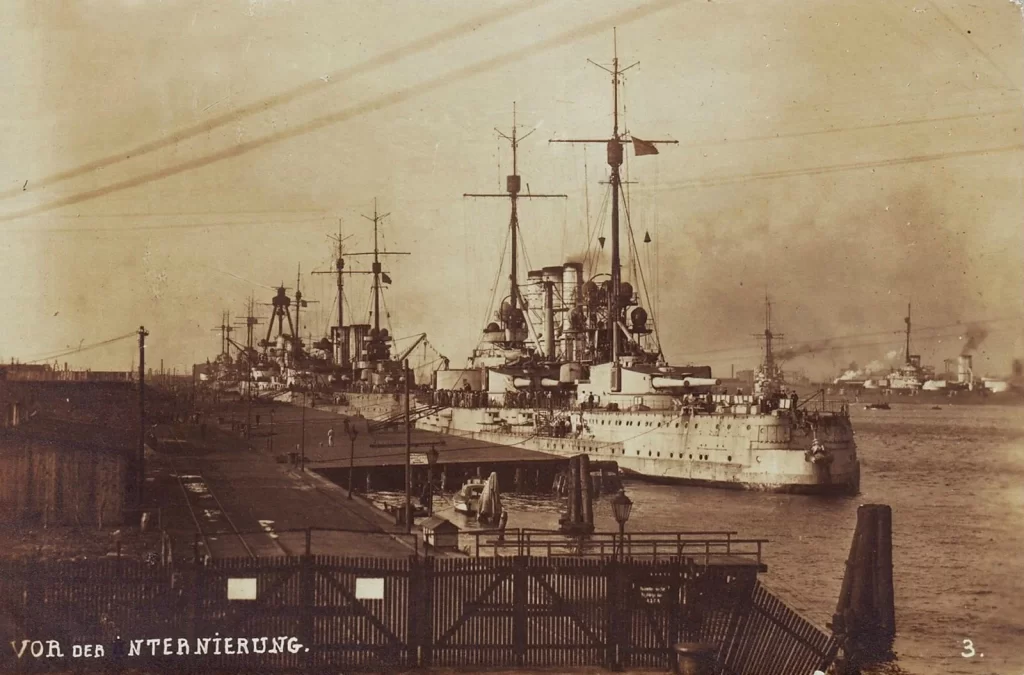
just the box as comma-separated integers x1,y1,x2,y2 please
611,489,633,559
300,390,306,472
425,445,440,515
347,424,359,499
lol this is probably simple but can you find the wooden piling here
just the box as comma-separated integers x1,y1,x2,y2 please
580,454,593,528
833,504,896,673
873,505,895,653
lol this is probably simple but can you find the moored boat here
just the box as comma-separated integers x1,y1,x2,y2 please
453,478,486,515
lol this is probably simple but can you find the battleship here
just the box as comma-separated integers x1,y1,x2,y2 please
831,303,1020,400
409,38,861,495
197,202,448,417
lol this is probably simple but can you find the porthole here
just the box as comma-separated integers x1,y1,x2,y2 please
657,452,660,457
747,425,751,430
648,451,651,457
689,454,693,459
694,424,699,429
727,455,732,462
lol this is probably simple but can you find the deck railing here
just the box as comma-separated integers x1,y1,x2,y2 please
464,528,765,566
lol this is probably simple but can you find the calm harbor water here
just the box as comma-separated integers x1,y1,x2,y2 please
370,404,1024,675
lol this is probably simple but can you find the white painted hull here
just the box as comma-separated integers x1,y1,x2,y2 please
416,406,860,495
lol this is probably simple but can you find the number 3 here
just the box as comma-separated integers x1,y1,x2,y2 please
962,639,975,658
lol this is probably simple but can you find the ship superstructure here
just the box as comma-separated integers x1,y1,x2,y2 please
415,34,860,495
834,303,934,392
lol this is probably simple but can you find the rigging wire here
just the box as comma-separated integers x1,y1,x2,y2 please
621,182,662,356
481,216,511,329
583,145,591,250
24,332,137,365
583,187,610,275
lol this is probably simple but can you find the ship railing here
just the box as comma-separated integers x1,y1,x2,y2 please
795,389,851,416
464,528,765,566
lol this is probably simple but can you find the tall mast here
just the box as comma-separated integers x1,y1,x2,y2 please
752,293,784,397
234,295,262,357
347,200,410,357
465,102,566,338
362,200,395,334
295,264,302,343
550,29,677,383
754,293,782,373
315,221,363,368
904,302,912,365
211,312,234,357
336,220,344,346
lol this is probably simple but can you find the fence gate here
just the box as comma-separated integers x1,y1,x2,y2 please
522,557,609,668
193,558,304,671
309,555,410,670
618,561,761,671
428,556,517,668
194,556,411,672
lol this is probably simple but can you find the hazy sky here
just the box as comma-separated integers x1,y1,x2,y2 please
1,0,1022,379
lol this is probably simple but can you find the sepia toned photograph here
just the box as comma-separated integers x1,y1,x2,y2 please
0,1,1022,674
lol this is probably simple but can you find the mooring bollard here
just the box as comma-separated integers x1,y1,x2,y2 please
672,642,717,675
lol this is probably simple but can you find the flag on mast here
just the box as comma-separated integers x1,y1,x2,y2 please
631,136,659,156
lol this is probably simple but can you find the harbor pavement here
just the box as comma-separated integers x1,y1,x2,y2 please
148,399,421,560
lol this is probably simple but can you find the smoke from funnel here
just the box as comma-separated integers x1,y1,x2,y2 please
961,324,989,356
776,340,831,362
835,359,890,380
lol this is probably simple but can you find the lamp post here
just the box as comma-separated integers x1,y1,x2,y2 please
347,424,359,499
425,445,440,516
300,389,306,472
611,489,633,559
403,359,412,533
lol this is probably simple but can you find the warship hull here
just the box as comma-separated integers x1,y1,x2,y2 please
415,405,861,495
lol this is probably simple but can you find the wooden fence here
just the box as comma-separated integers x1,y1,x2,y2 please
0,446,125,526
0,555,837,674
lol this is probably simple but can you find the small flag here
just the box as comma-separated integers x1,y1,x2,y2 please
631,136,659,156
382,273,393,284
598,236,606,249
643,231,652,244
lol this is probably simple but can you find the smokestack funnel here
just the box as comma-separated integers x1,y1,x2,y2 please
543,281,555,359
958,355,973,384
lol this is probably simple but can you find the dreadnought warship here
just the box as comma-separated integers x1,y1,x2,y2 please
413,37,861,495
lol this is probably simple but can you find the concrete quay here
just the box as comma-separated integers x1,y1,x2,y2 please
147,399,420,560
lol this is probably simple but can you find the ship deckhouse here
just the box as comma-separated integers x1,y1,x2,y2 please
576,362,718,411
